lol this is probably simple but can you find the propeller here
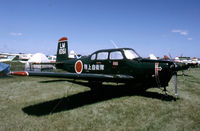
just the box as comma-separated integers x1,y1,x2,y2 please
174,71,178,99
168,53,179,99
168,53,173,60
167,52,190,99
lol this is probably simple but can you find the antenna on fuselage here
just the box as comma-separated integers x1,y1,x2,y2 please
110,40,118,49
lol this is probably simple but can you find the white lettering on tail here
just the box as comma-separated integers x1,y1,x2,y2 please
59,43,66,54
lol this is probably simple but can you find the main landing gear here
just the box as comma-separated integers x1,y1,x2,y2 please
163,86,168,96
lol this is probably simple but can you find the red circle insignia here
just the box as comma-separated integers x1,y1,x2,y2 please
75,60,83,74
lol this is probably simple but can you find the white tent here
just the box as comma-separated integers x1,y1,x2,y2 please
28,53,49,63
25,53,54,72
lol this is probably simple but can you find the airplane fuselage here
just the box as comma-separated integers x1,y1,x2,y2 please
57,48,175,87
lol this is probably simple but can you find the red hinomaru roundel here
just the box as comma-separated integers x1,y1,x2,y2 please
75,60,83,74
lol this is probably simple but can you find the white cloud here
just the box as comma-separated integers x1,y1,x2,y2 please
171,29,188,36
187,37,193,40
10,32,23,36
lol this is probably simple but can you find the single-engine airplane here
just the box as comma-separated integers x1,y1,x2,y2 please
10,37,189,98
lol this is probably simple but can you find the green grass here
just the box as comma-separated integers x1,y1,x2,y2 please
0,67,200,130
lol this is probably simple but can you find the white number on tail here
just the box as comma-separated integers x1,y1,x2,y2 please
59,43,66,54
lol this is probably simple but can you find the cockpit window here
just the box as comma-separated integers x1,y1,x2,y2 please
124,49,139,59
97,52,108,60
91,54,96,60
110,51,123,60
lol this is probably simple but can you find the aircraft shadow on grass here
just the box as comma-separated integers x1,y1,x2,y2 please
22,80,176,117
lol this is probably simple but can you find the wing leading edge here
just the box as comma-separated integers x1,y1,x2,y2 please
10,71,134,82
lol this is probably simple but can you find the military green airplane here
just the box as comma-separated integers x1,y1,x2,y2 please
10,37,189,98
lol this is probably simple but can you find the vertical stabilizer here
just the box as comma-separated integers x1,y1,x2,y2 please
56,37,68,62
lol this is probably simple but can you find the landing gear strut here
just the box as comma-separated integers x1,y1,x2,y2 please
163,86,168,96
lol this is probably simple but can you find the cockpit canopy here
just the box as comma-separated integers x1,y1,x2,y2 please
90,48,140,60
123,49,140,60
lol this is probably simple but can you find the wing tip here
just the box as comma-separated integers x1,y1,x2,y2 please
9,71,29,76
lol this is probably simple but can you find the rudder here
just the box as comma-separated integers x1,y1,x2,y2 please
56,37,69,62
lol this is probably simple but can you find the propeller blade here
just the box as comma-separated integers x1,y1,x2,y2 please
174,72,178,98
168,53,173,60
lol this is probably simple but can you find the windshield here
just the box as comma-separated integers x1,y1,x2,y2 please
124,49,140,59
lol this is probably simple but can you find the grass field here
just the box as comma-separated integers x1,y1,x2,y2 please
0,66,200,130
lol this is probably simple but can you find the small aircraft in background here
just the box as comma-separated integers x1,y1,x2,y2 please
0,53,19,62
48,55,57,63
173,56,199,68
10,37,189,98
0,53,33,63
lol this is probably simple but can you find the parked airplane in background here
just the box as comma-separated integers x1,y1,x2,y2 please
0,53,33,63
48,55,57,63
0,53,19,62
174,56,198,68
18,54,33,63
10,37,189,99
192,57,199,66
198,58,200,65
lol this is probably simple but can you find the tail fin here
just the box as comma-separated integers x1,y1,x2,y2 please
56,37,69,62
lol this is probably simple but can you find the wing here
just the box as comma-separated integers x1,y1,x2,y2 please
9,71,134,82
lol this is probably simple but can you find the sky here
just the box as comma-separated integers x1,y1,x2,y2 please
0,0,200,58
